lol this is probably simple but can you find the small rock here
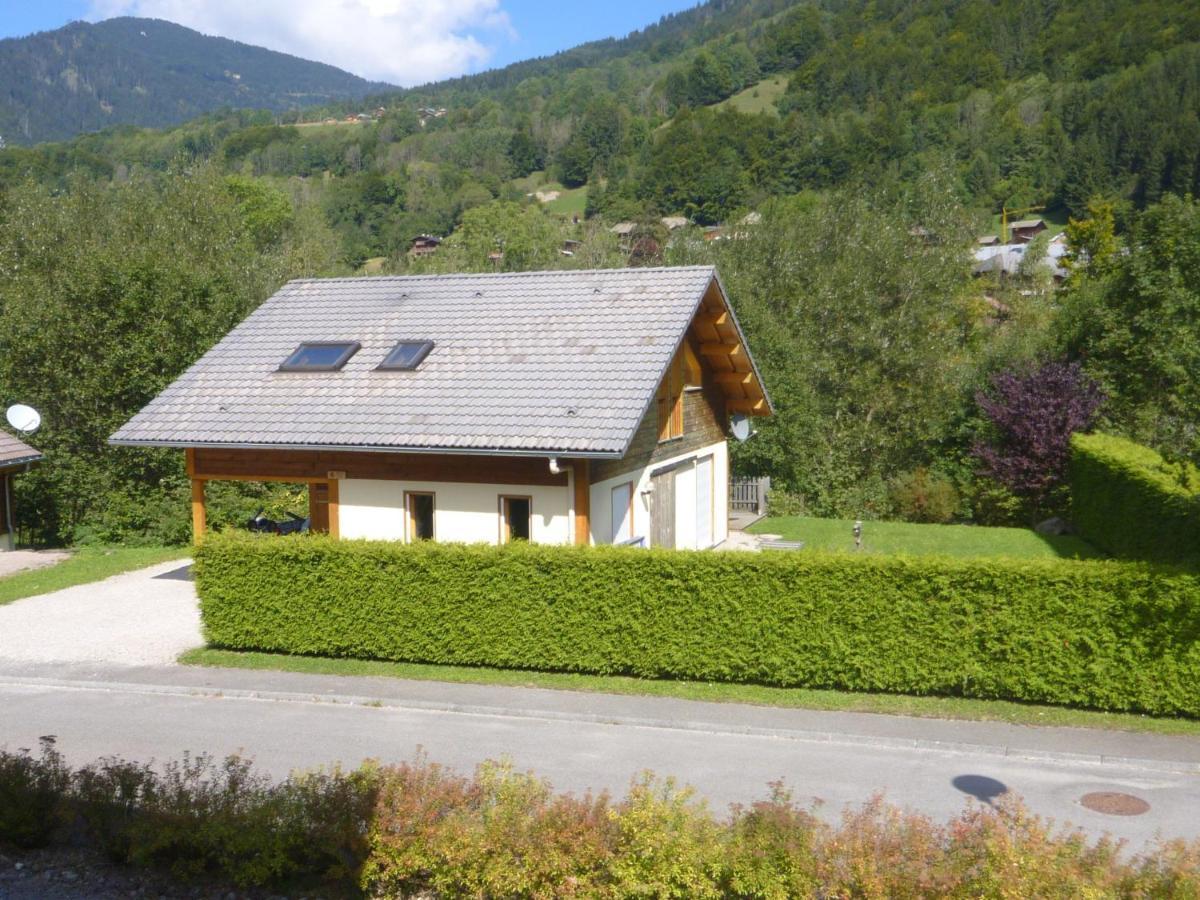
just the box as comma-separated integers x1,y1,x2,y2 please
14,862,24,870
63,868,79,881
1034,516,1072,535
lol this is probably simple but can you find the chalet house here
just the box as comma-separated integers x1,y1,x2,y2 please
1008,218,1047,243
0,431,42,551
110,267,771,549
409,235,442,257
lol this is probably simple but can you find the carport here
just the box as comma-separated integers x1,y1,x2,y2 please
0,431,42,551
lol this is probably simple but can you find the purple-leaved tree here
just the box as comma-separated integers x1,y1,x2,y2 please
972,361,1104,519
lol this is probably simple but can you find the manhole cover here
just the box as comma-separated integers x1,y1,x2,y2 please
1079,791,1151,816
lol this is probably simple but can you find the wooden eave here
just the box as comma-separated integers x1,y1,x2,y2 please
686,277,771,416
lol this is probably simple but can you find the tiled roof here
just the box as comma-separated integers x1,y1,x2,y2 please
0,431,42,470
110,266,725,457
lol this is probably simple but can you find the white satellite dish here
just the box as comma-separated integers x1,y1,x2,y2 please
6,404,41,435
730,413,752,442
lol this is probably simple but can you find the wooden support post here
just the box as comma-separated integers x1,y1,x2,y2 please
573,460,590,546
190,479,206,544
327,477,340,540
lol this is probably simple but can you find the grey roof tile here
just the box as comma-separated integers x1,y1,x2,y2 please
111,266,721,457
0,430,42,469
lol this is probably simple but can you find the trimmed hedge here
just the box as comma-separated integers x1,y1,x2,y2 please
195,532,1200,717
1070,433,1200,565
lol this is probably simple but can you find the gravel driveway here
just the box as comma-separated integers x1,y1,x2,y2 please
0,560,200,666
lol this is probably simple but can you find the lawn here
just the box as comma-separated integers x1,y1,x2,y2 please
715,74,789,116
181,648,1200,737
509,172,589,219
748,515,1102,560
0,545,189,606
544,185,588,218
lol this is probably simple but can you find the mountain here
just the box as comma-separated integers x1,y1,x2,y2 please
0,17,394,145
3,0,1200,252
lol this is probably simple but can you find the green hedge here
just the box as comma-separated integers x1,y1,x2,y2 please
195,532,1200,717
1070,433,1200,565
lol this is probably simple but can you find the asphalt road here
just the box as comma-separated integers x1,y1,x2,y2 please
1,669,1197,851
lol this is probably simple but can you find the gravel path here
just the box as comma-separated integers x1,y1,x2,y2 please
0,560,200,666
0,549,70,577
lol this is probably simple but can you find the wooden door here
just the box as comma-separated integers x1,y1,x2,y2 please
650,470,676,549
308,482,330,534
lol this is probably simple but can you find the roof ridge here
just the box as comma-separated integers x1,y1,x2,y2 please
284,265,716,286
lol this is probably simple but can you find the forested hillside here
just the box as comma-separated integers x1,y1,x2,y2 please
0,17,392,145
1,0,1199,545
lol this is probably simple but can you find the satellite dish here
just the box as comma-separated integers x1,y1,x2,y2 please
6,404,41,435
730,413,751,442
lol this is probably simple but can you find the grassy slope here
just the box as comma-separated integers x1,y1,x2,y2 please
749,515,1102,560
715,74,790,115
545,186,589,218
0,546,189,606
181,648,1200,736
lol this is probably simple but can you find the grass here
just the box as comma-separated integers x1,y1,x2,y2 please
509,172,589,218
180,648,1200,737
715,75,790,116
0,545,189,606
545,185,589,218
749,515,1102,560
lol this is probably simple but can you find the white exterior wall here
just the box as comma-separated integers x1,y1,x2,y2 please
339,478,572,545
588,438,729,549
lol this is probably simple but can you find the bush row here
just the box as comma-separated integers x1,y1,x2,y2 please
4,740,1199,897
195,532,1200,717
1070,433,1200,565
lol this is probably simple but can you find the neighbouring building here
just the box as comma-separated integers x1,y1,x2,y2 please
110,267,772,550
973,234,1068,281
0,431,42,551
409,235,442,257
1008,218,1047,243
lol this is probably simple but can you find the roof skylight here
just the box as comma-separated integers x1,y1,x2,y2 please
377,340,434,371
278,342,360,372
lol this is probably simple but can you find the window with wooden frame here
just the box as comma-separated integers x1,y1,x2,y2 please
405,491,435,541
656,352,685,442
499,495,532,543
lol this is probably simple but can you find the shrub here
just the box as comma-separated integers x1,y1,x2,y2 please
765,487,807,517
972,360,1104,519
196,532,1200,717
2,745,1200,896
720,783,821,898
888,468,960,523
0,737,70,849
75,752,376,888
365,759,613,898
1070,432,1200,565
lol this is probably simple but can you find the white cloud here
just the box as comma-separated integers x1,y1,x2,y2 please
87,0,515,85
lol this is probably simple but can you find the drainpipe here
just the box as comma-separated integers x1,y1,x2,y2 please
3,472,13,547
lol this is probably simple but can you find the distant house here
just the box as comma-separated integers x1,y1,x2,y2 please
0,432,42,551
977,235,999,246
661,216,691,231
110,268,772,550
409,235,442,257
560,239,582,256
610,222,637,237
972,234,1068,281
1008,219,1047,243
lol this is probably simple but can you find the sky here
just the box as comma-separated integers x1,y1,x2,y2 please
0,0,702,85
